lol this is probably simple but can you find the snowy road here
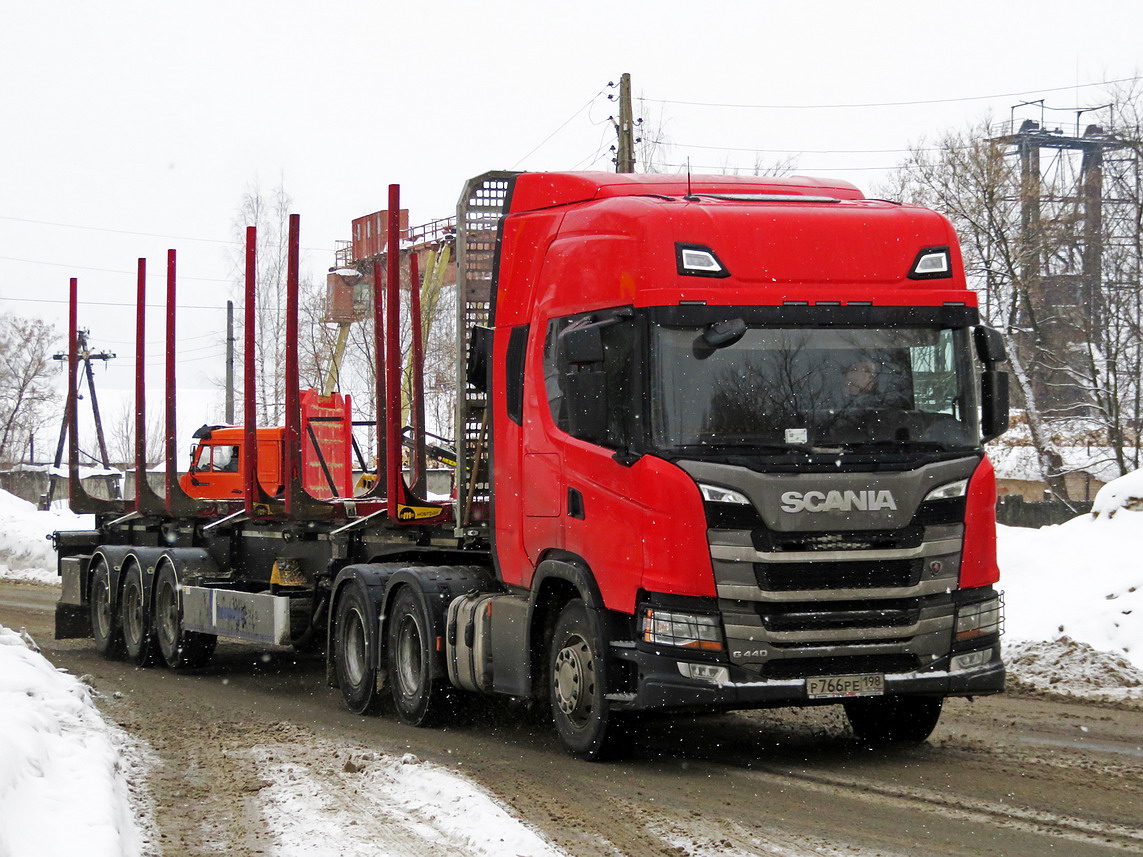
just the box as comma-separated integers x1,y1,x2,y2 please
4,581,1142,857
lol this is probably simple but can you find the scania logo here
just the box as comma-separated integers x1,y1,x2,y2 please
780,489,897,514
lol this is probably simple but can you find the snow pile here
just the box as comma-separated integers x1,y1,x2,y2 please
1003,637,1143,701
1000,469,1143,695
254,739,566,857
1092,466,1143,517
0,488,91,585
0,624,146,857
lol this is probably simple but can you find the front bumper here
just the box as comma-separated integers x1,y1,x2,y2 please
607,642,1005,713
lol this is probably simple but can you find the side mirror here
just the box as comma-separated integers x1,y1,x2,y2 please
974,326,1008,366
981,369,1009,442
557,318,609,444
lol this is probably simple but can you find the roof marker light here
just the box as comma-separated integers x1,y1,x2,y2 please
676,243,730,278
908,246,952,280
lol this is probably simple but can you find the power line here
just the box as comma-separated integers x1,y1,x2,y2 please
639,75,1143,111
512,88,608,169
0,213,336,253
0,295,225,311
0,254,232,283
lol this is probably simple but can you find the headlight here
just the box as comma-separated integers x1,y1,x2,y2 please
642,608,724,651
955,594,1003,643
699,483,750,505
924,478,968,502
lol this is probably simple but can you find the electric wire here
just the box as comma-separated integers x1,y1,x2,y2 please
0,213,335,253
639,75,1143,111
511,88,608,169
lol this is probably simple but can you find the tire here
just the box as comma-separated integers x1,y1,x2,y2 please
843,695,943,745
153,561,216,669
333,584,382,714
89,559,124,660
549,599,619,761
120,561,156,666
386,585,447,726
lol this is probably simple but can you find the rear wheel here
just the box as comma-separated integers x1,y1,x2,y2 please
333,584,382,714
154,562,216,669
843,695,943,744
89,559,124,659
549,599,620,761
386,585,447,726
120,561,155,666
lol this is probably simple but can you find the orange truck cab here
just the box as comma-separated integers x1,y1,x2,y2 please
181,425,285,499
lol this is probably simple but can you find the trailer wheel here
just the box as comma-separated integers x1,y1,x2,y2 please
89,559,124,659
387,585,446,726
843,696,943,744
120,561,155,666
333,585,382,714
549,599,618,761
154,562,216,669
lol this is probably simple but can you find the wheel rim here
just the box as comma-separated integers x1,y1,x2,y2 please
343,608,368,687
395,613,424,697
554,634,595,727
123,575,143,645
92,573,111,639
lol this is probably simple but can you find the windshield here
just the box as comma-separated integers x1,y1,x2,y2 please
650,325,978,454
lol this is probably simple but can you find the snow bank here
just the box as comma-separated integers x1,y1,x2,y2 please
0,625,145,857
1000,469,1143,690
0,488,91,585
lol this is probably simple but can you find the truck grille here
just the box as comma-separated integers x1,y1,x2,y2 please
761,604,920,632
754,559,920,591
753,524,923,553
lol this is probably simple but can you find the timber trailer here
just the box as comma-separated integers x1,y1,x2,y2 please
52,171,1010,759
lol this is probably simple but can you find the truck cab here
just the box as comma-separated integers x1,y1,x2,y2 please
181,425,284,499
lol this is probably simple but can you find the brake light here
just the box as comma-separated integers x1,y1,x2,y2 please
960,456,999,588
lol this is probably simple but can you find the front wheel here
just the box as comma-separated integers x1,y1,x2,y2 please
843,695,943,744
89,559,124,660
549,599,619,761
153,562,216,669
386,586,447,726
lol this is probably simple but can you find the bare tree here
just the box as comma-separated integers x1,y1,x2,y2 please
881,97,1143,497
0,314,60,465
106,400,166,468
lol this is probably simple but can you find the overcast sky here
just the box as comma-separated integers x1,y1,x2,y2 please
2,0,1141,417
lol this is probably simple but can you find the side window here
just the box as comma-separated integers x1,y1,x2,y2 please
542,310,635,448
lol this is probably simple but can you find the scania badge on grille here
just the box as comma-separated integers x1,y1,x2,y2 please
780,489,898,514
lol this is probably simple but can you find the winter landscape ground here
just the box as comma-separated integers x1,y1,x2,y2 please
1,473,1141,857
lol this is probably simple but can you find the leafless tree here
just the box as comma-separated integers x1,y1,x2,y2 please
0,314,61,465
880,96,1143,497
106,399,166,468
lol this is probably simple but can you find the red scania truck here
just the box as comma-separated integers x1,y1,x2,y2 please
52,171,1009,759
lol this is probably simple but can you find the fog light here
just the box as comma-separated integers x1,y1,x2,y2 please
955,594,1003,642
643,608,724,651
677,662,730,684
951,649,992,672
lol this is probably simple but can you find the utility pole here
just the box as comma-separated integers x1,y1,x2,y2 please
41,330,119,508
225,300,235,424
615,72,636,173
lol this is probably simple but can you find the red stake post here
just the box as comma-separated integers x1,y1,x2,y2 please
283,215,301,516
164,250,177,514
243,226,259,516
135,259,147,510
385,185,402,519
67,278,79,504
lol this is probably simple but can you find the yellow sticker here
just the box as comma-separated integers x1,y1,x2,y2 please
397,504,445,522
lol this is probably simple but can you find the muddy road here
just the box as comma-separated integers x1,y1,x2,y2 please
4,580,1142,857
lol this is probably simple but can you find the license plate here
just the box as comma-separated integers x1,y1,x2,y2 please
806,673,885,699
